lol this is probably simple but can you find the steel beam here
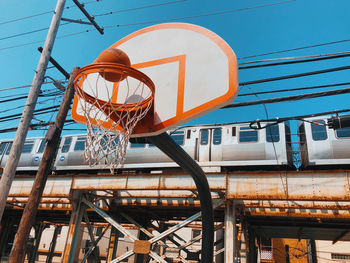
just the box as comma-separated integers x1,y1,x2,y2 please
80,225,110,263
107,228,118,262
46,225,61,263
8,170,350,201
82,198,138,241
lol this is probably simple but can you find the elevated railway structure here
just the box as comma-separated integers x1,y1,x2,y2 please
2,169,350,262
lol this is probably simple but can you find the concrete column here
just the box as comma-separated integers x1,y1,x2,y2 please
61,191,85,263
225,200,236,262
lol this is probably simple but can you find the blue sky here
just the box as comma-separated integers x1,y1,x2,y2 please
1,0,350,139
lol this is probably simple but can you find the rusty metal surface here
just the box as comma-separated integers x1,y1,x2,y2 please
226,170,350,201
10,170,350,201
7,170,350,219
245,207,350,219
9,177,72,197
243,200,350,210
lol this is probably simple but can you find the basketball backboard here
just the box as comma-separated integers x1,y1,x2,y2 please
72,23,238,137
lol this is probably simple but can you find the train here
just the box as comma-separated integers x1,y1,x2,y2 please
1,116,350,174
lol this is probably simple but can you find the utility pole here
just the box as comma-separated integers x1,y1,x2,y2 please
8,67,79,263
0,0,66,221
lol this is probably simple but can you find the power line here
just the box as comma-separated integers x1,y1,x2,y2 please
0,22,70,41
104,0,295,28
0,0,101,26
239,52,350,70
0,0,186,42
0,80,67,92
240,64,350,86
239,51,350,65
0,28,99,51
238,82,350,97
94,0,187,17
224,87,350,109
238,38,350,60
0,105,60,122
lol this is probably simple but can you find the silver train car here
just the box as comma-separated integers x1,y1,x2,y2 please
0,122,293,173
298,116,350,168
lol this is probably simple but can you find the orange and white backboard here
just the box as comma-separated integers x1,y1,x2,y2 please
72,23,238,137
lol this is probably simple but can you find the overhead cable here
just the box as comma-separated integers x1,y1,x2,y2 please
0,80,67,92
224,87,350,109
0,0,101,26
240,65,350,86
239,51,350,65
0,105,60,122
94,0,187,17
104,0,295,28
238,38,350,60
0,22,70,41
0,92,61,104
239,52,350,70
238,82,350,97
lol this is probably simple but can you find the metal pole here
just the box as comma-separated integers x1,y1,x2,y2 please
225,201,236,262
0,0,66,221
28,222,46,263
310,239,318,263
46,226,62,263
8,67,78,263
146,133,214,263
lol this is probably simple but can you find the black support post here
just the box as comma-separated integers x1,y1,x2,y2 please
146,133,214,263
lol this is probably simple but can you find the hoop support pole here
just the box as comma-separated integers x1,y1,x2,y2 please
146,133,214,263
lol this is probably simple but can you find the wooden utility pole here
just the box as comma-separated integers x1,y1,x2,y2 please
0,0,66,221
8,67,78,263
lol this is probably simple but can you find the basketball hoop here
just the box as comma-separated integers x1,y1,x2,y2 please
73,62,155,173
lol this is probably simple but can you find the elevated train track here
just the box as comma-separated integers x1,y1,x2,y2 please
3,169,350,262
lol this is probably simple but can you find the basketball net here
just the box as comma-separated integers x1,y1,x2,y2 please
74,64,154,173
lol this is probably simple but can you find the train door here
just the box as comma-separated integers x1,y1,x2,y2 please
32,139,46,167
196,128,222,162
17,140,36,168
67,136,86,166
55,136,72,167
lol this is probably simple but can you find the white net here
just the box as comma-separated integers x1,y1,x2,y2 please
74,68,153,173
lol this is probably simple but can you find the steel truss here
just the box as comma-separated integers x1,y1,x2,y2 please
60,190,234,263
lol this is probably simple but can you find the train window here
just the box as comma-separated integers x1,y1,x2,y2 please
311,121,327,141
171,131,185,145
100,136,119,150
0,143,7,155
187,130,191,139
200,129,209,145
61,137,72,153
336,127,350,138
213,129,222,145
74,137,86,151
37,140,47,153
22,140,34,153
239,127,258,143
130,143,145,148
266,125,280,142
5,142,12,155
232,127,236,137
